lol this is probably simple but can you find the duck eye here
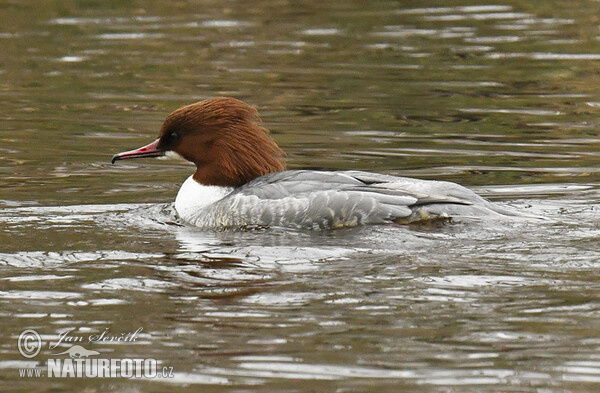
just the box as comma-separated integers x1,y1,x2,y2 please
170,131,179,140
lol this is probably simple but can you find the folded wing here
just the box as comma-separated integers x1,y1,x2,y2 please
190,170,493,229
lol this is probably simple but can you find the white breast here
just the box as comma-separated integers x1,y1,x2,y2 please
174,176,233,224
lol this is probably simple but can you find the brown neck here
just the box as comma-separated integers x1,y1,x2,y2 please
191,131,286,187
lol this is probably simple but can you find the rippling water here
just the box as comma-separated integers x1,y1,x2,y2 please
2,1,600,391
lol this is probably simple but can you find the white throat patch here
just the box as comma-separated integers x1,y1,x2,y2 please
174,175,233,222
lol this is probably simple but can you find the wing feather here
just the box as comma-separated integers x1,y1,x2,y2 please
185,170,507,228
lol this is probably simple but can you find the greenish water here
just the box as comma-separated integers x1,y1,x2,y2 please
2,1,600,392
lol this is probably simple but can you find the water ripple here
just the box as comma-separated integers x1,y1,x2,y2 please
424,12,531,22
0,250,161,267
487,52,600,60
397,6,514,15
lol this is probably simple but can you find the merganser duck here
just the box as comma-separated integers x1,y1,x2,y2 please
112,97,528,229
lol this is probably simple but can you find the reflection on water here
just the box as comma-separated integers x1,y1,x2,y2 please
2,188,600,389
3,0,600,391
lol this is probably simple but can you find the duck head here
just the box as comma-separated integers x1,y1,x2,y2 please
111,97,286,187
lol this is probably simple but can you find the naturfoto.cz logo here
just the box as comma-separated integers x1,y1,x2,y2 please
17,328,174,379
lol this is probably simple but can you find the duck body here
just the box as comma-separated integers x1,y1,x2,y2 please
174,169,522,229
111,97,533,230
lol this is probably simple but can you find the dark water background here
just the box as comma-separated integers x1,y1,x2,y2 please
2,1,600,391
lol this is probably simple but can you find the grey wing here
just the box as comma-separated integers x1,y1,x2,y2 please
194,170,476,228
343,170,482,205
346,171,536,218
188,170,528,229
237,170,473,203
203,187,418,229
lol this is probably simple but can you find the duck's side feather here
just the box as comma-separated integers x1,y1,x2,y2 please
176,170,528,229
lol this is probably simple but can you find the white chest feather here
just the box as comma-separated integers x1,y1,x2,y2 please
174,176,233,223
